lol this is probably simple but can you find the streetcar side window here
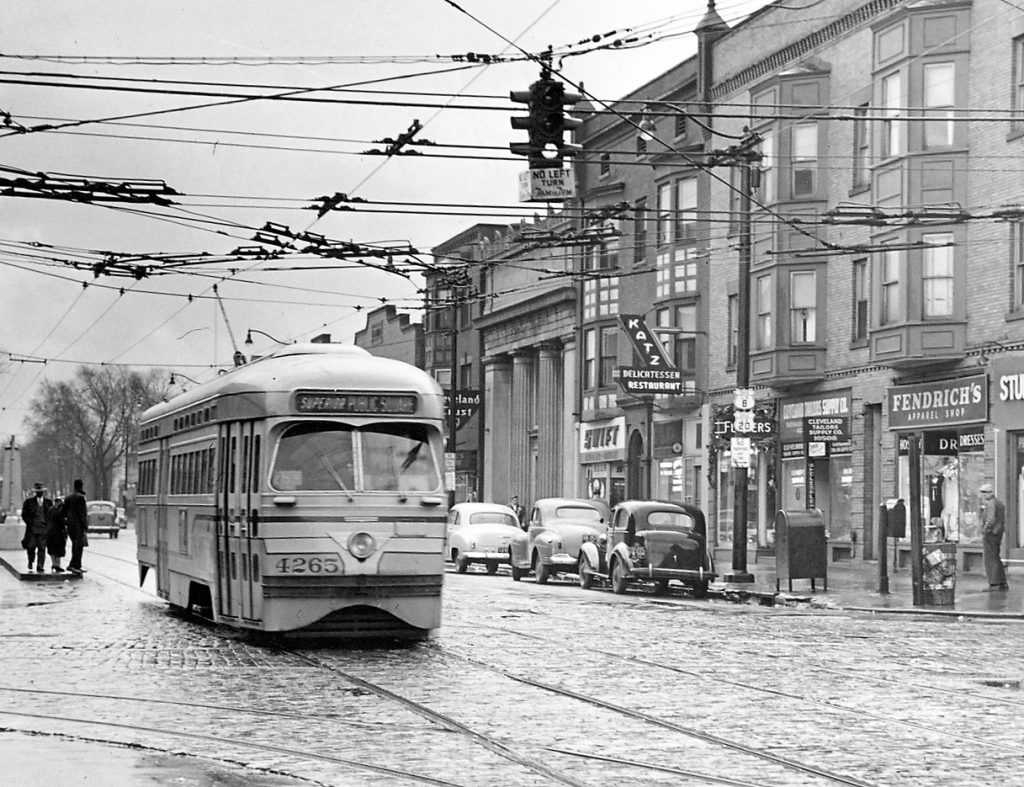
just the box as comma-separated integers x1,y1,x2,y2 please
271,422,355,492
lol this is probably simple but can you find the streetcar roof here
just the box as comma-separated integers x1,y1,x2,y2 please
143,343,443,424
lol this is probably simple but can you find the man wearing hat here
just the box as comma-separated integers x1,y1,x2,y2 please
63,478,89,576
978,483,1009,591
20,482,53,573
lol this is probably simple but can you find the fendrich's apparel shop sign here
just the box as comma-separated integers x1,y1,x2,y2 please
887,374,988,430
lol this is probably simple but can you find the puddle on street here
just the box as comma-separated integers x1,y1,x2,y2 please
0,731,311,785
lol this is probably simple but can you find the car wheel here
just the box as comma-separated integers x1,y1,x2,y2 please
455,553,469,574
112,530,119,539
511,561,524,582
533,553,550,584
610,558,628,595
654,578,670,595
578,554,593,590
689,580,709,599
485,560,499,575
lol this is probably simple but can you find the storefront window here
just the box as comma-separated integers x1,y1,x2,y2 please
896,432,985,545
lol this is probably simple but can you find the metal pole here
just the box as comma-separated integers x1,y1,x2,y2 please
728,154,754,583
646,397,654,498
877,502,889,595
909,432,924,605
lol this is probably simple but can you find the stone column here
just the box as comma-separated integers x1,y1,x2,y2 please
560,336,578,498
510,349,535,505
483,355,512,505
535,342,562,498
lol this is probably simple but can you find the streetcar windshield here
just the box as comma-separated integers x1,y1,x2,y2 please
361,423,440,492
271,421,439,493
272,422,355,492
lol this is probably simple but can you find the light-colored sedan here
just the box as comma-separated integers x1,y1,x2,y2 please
445,502,521,574
509,497,611,583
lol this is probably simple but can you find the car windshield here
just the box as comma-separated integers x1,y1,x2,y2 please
646,510,694,531
555,505,603,522
469,512,517,527
88,502,115,514
271,421,440,493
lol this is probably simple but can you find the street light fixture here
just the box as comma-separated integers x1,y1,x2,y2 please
245,328,290,347
169,371,200,386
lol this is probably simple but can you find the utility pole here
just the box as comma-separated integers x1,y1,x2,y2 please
443,267,470,508
709,129,761,584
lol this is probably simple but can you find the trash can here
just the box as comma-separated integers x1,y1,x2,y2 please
921,542,956,606
775,509,827,592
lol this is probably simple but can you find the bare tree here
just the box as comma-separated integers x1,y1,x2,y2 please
24,367,166,499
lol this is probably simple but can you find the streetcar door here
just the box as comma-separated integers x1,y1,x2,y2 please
238,420,263,622
156,437,171,598
216,423,239,621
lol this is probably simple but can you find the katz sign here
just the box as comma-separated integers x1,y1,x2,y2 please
887,374,988,430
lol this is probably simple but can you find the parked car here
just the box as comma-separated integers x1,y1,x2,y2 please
86,500,121,538
115,506,128,529
578,499,716,597
445,502,521,574
509,497,610,583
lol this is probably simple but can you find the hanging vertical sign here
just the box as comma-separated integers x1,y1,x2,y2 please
618,314,674,368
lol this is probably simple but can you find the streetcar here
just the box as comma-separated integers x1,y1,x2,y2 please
135,343,448,640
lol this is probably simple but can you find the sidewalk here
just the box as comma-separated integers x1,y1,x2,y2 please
0,551,83,582
717,553,1024,619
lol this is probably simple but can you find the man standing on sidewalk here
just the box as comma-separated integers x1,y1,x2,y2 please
978,483,1008,591
20,482,52,573
64,479,89,576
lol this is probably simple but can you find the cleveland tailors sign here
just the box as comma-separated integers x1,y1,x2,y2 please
887,374,988,430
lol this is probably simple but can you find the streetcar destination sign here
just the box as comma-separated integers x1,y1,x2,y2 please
295,391,418,415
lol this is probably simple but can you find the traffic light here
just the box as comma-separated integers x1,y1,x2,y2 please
510,74,582,169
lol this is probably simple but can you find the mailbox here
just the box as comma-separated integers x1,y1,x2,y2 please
775,508,827,592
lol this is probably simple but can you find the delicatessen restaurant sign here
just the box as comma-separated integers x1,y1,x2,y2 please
887,374,987,430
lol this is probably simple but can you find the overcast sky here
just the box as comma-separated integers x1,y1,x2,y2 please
0,0,767,441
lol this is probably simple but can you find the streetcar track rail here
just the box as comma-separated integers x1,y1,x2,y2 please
462,610,1024,713
434,642,875,787
278,648,592,787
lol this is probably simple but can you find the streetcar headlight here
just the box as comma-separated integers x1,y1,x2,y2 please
348,531,377,559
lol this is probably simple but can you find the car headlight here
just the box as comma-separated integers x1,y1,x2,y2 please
348,531,377,560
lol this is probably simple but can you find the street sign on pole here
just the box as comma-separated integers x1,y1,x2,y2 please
730,437,751,468
518,168,574,201
734,388,756,411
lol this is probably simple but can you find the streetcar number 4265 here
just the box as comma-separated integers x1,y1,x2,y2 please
273,555,342,574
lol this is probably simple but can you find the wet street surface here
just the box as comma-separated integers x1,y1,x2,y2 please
0,531,1022,786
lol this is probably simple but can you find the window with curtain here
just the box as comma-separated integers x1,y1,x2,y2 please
675,176,698,241
923,63,955,149
584,328,597,389
853,105,871,189
791,123,818,197
922,233,954,317
789,271,817,342
852,258,869,341
881,247,903,325
881,71,904,158
599,326,617,387
756,274,772,350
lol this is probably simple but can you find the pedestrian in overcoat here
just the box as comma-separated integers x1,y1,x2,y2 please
978,483,1008,591
20,482,52,573
45,497,68,573
63,479,89,576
